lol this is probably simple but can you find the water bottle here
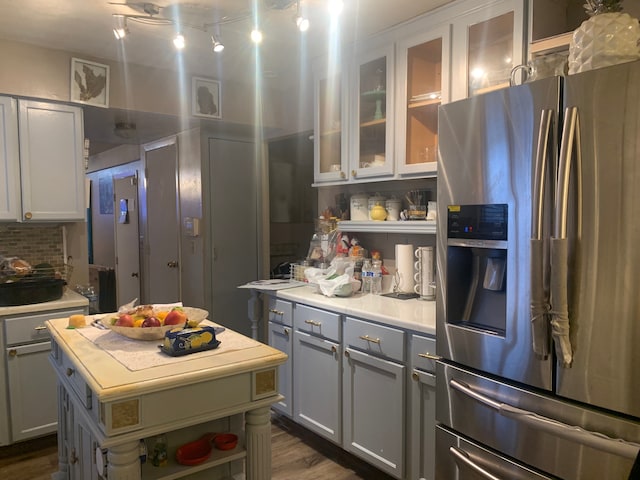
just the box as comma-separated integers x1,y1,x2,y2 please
361,259,372,293
371,259,382,295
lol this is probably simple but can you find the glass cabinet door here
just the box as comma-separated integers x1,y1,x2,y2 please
451,0,525,101
314,62,348,183
396,25,450,176
350,45,394,180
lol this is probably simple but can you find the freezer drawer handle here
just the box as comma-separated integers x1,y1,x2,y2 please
449,446,502,480
450,379,640,459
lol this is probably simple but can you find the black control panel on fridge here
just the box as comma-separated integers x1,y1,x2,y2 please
447,204,508,241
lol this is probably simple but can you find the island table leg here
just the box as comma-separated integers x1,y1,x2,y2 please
245,406,272,480
107,439,141,480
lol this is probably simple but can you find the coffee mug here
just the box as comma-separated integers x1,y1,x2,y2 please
414,247,435,300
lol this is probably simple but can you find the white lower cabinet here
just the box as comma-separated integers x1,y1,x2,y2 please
343,316,406,479
267,297,293,417
409,334,437,480
292,304,342,444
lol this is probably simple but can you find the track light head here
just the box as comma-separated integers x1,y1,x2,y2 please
113,15,128,39
211,35,225,52
250,28,263,44
173,33,185,49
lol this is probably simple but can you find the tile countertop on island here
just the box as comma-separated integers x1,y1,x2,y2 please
273,285,436,336
0,288,89,315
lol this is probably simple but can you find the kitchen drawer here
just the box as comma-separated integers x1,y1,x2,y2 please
4,308,84,346
410,334,437,373
294,304,340,341
267,297,292,327
344,316,405,363
58,348,92,409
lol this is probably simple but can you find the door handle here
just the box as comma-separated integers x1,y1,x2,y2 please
449,378,640,459
449,446,502,480
167,261,178,268
131,272,139,277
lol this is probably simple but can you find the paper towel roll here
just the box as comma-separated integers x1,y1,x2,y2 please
395,244,415,293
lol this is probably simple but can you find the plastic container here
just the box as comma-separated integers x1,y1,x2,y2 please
371,260,383,295
361,259,372,293
151,434,168,467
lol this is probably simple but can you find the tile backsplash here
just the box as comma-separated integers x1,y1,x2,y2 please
0,225,64,266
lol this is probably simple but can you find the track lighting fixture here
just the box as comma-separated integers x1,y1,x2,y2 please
110,1,323,53
112,15,128,39
212,35,225,53
173,33,185,49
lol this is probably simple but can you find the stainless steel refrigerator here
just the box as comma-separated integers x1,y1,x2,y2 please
435,60,640,479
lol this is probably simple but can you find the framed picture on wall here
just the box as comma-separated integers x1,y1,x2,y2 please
70,58,110,108
192,76,221,119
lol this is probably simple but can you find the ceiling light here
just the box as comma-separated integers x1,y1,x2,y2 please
251,28,263,44
295,0,309,32
113,15,128,39
211,35,225,53
173,33,185,49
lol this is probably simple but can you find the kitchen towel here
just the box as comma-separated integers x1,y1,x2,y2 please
395,244,415,293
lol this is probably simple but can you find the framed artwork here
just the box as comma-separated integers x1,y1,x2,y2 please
70,58,110,108
192,76,221,119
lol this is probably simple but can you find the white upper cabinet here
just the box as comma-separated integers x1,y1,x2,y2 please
17,100,85,222
313,58,350,184
349,43,395,181
395,23,451,177
450,0,526,101
0,97,20,221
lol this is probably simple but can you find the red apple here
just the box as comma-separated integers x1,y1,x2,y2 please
115,314,134,327
164,309,187,326
141,316,161,328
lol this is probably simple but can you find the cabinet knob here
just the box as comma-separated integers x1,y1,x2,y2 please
351,170,357,178
412,372,420,381
331,345,337,353
167,261,179,268
284,328,290,337
131,272,139,278
340,171,346,179
8,349,17,357
66,367,75,377
344,350,350,358
24,212,32,220
69,448,79,465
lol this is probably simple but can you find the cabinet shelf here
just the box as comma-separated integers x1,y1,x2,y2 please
337,220,436,234
360,118,386,128
408,99,441,109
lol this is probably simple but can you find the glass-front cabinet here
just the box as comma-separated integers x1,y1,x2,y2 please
396,25,451,176
350,44,395,181
313,59,349,184
451,0,525,101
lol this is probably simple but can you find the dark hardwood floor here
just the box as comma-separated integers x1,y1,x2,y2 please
0,413,395,480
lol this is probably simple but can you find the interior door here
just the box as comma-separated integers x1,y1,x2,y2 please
208,138,256,336
113,175,141,306
145,139,180,304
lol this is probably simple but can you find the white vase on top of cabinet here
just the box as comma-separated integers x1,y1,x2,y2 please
395,23,451,177
313,57,350,185
349,42,395,182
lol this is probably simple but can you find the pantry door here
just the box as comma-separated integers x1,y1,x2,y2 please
144,138,180,304
113,175,141,306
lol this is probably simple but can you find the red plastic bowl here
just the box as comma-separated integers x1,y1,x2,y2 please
214,433,238,451
175,433,215,466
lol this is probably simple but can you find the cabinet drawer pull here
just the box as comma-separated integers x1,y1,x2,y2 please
269,308,284,316
66,367,75,377
418,352,441,360
305,319,322,327
359,335,380,344
34,325,48,331
8,349,17,357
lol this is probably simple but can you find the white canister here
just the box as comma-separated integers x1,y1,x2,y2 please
350,193,369,221
367,194,386,220
385,198,402,221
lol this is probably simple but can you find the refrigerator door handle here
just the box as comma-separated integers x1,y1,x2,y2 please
530,109,554,359
549,106,581,368
450,378,640,460
449,446,503,480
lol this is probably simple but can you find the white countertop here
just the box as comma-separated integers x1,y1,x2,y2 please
0,288,89,316
273,285,436,336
